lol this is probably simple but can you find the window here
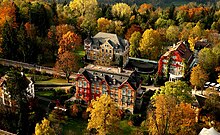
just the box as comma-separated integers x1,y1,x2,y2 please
92,95,94,99
128,90,131,96
91,89,95,93
122,88,126,95
78,81,82,87
83,81,87,88
127,97,131,105
96,90,99,94
109,50,112,53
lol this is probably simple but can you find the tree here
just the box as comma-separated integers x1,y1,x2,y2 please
69,0,99,17
129,31,141,57
139,29,162,60
87,95,120,135
35,118,55,135
125,24,142,40
217,75,220,84
138,3,153,15
1,21,18,60
111,3,132,20
166,25,179,43
203,93,220,121
153,80,193,103
190,65,209,90
147,95,196,135
189,22,204,39
6,69,30,135
58,31,82,55
97,17,114,33
0,1,17,29
54,51,79,82
198,48,218,73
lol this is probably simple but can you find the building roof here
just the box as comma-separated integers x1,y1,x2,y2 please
84,32,129,51
77,64,141,90
162,41,194,64
195,39,210,50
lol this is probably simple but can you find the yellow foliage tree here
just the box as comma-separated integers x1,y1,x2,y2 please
35,118,55,135
147,95,196,135
166,25,179,43
190,65,209,90
97,17,113,33
139,29,162,60
111,3,132,20
87,94,120,135
217,75,220,84
69,0,99,17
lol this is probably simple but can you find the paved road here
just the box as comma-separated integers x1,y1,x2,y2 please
0,130,16,135
0,58,76,79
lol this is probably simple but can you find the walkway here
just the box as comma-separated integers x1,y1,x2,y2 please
0,58,76,79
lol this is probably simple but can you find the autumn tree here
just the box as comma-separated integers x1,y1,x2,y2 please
198,48,218,73
190,65,209,90
125,24,142,40
97,17,114,33
35,118,55,135
189,22,204,39
111,3,132,20
54,51,79,82
153,80,193,103
69,0,99,17
87,95,120,135
129,31,141,57
217,75,220,84
0,1,18,29
166,25,179,43
139,29,162,60
138,3,153,15
147,95,196,135
58,31,82,55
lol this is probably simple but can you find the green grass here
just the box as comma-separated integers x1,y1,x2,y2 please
75,50,85,57
36,91,54,99
62,118,88,135
36,78,69,84
120,120,142,135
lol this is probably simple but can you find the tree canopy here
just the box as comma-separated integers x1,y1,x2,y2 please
87,94,120,135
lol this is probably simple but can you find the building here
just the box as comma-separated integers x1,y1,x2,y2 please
84,32,129,67
158,41,195,81
75,64,142,113
0,74,35,106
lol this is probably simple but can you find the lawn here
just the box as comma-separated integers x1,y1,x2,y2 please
62,118,88,135
36,90,55,100
120,120,142,135
36,78,70,84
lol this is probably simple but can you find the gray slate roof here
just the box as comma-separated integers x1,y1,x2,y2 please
85,32,128,51
78,64,141,90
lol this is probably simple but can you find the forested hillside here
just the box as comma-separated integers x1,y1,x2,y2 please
53,0,218,7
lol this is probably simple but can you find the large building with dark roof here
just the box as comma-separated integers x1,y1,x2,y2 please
84,32,129,67
158,41,195,81
75,64,142,113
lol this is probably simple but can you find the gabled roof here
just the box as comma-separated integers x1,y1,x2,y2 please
77,64,141,90
162,41,194,64
85,32,129,51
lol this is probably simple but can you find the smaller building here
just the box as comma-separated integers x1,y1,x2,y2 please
0,74,35,106
84,32,129,67
75,64,142,113
158,41,195,81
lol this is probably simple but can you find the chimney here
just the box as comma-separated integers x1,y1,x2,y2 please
118,67,122,73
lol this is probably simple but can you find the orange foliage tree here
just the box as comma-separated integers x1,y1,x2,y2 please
125,24,142,40
58,31,82,55
54,51,79,82
138,3,153,14
0,2,17,29
147,95,196,135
